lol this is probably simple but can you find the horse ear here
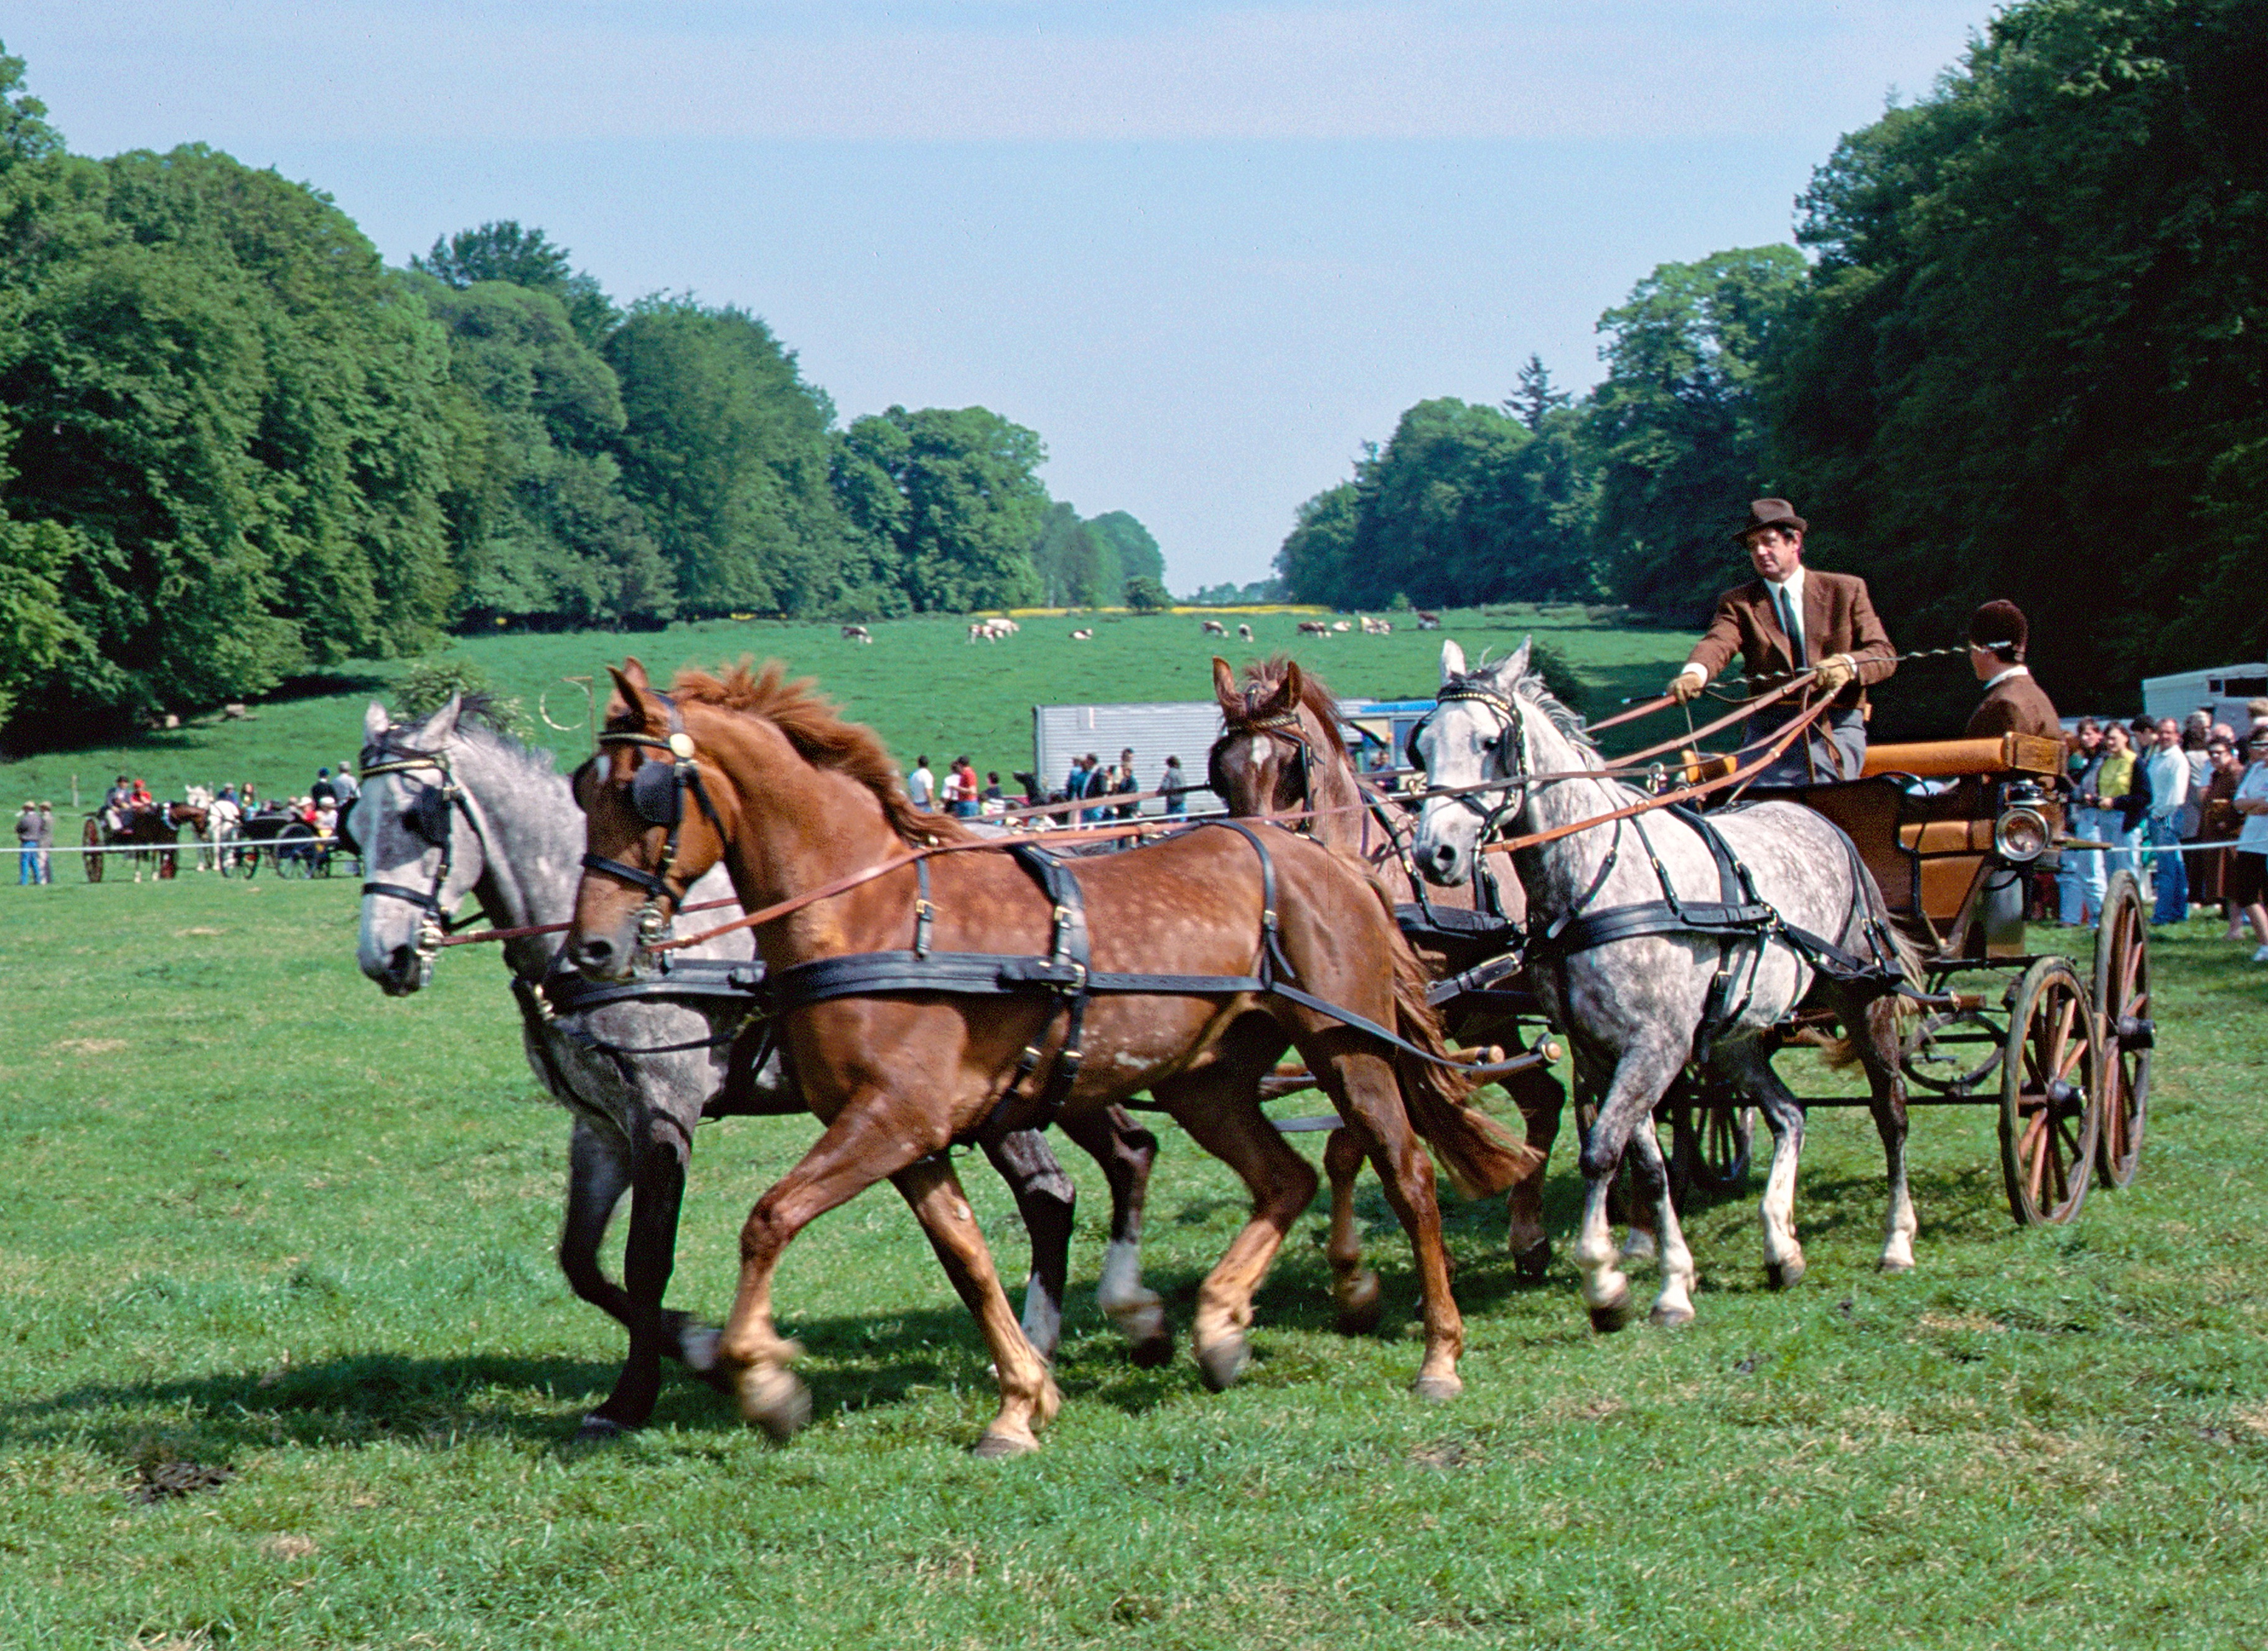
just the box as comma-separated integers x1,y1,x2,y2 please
415,694,462,746
1493,636,1532,684
363,700,390,742
1211,657,1240,713
1440,639,1467,682
619,656,652,691
605,664,652,727
1277,659,1307,715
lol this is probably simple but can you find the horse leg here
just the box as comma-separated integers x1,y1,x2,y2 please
980,1127,1076,1363
1148,1068,1319,1393
1056,1104,1171,1366
1624,1120,1697,1326
714,1094,940,1441
1504,1060,1564,1277
1853,992,1917,1272
1718,1042,1807,1287
1304,1039,1465,1399
1574,1045,1685,1332
560,1117,717,1437
1322,1125,1383,1333
889,1152,1062,1457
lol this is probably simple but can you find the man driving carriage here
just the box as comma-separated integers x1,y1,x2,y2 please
1665,498,1896,785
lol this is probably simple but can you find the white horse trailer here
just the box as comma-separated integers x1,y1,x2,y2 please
2141,663,2268,732
1031,701,1229,812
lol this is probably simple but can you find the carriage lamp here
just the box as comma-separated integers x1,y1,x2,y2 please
1992,805,2051,863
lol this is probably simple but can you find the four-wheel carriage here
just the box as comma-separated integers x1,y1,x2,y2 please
1674,730,2150,1227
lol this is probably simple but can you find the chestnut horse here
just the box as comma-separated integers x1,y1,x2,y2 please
568,659,1530,1456
1207,656,1569,1287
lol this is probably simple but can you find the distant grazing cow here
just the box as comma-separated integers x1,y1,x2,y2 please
1237,624,1253,642
1070,628,1095,641
967,617,1016,642
1415,611,1441,631
841,624,873,643
1296,620,1330,637
1359,616,1392,635
1330,620,1351,633
1201,619,1227,636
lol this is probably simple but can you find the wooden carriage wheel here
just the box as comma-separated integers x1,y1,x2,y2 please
1997,957,2101,1226
2092,870,2152,1188
1668,1088,1753,1203
80,816,103,883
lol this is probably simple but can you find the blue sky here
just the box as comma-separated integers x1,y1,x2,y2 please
4,2,1995,589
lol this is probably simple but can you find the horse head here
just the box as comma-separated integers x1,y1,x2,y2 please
355,693,487,995
568,659,733,982
1408,637,1541,887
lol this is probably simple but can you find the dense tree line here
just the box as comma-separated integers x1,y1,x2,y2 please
0,49,1163,741
1281,0,2264,712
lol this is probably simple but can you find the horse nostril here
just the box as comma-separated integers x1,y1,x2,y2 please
387,944,413,978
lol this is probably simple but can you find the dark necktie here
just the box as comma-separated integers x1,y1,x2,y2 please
1777,585,1805,666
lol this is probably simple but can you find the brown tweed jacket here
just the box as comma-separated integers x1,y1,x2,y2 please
1963,670,2062,741
1685,569,1896,712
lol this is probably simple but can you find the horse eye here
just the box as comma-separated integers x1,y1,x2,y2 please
1481,735,1501,752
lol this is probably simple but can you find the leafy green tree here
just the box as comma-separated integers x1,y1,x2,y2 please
1123,575,1171,612
1507,354,1571,431
0,117,456,735
1086,512,1164,586
1585,245,1807,618
1059,521,1122,608
1776,0,2268,703
835,405,1046,612
1274,480,1362,606
414,275,670,628
604,296,850,618
414,220,616,349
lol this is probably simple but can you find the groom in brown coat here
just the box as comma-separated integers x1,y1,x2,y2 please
1665,498,1897,784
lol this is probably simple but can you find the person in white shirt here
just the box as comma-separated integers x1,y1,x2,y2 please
2144,717,2191,926
906,755,934,811
2230,729,2268,960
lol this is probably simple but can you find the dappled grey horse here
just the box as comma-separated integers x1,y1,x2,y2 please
1408,641,1918,1329
352,695,1166,1437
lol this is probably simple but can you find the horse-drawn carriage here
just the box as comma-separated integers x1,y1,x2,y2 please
1685,730,2150,1227
220,806,346,878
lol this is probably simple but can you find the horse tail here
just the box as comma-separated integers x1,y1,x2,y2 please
1817,854,1929,1071
1373,894,1542,1199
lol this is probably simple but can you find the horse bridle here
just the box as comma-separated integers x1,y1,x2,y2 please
357,741,480,967
1208,705,1316,832
1407,679,1531,836
577,691,724,946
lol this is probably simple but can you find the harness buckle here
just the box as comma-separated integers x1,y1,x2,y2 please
637,901,673,946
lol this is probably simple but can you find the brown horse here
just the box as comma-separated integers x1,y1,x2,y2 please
1207,656,1568,1281
568,659,1531,1455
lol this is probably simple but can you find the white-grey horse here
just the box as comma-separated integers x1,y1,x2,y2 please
1408,641,1918,1329
352,695,1165,1437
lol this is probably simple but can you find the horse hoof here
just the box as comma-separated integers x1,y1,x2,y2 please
970,1428,1039,1459
738,1369,812,1441
1128,1330,1175,1370
1765,1258,1806,1291
1650,1304,1695,1329
1513,1238,1552,1281
1412,1373,1463,1404
573,1413,630,1443
1587,1292,1637,1334
1878,1254,1914,1276
1196,1338,1250,1392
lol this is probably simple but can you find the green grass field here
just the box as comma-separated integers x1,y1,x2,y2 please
3,870,2267,1647
0,606,1694,816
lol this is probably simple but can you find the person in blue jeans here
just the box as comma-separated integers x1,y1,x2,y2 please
14,802,37,885
2144,717,2191,926
2059,718,2106,925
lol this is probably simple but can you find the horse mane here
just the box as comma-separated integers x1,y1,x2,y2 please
1479,655,1595,754
671,660,968,845
366,702,560,781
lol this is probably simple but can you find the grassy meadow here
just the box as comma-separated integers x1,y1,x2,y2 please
0,605,1694,814
4,870,2267,1648
1,612,2266,1649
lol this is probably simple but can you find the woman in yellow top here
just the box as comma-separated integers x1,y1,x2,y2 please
2090,721,2142,888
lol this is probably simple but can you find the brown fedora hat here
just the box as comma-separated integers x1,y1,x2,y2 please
1732,497,1807,541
